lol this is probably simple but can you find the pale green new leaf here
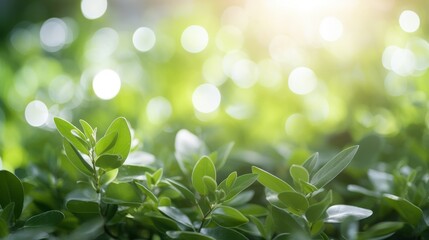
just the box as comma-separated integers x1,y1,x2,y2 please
252,166,295,193
192,156,216,196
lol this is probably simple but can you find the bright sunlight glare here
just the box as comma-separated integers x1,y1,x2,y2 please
25,100,49,127
399,10,420,33
181,25,209,53
192,83,221,113
92,69,121,100
319,16,343,42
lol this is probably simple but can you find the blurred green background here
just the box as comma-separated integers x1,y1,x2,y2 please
1,0,429,172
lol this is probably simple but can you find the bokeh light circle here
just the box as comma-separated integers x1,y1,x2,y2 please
399,10,420,33
288,67,318,95
192,84,221,113
81,0,107,20
25,100,49,127
40,18,68,52
133,27,156,52
181,25,209,53
92,69,121,100
146,97,172,124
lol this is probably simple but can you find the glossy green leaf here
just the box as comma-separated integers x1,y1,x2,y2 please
270,205,307,235
249,215,267,239
310,146,359,188
290,165,309,184
305,190,332,223
54,117,89,154
383,194,423,226
102,117,132,161
63,139,93,176
24,210,64,228
192,156,216,196
278,191,309,215
212,205,248,227
0,170,24,219
237,204,268,217
95,154,122,171
147,214,180,232
215,142,235,169
167,231,215,240
302,152,319,176
225,171,237,188
79,119,95,144
152,168,163,185
165,179,197,204
104,182,141,205
66,189,99,214
325,204,373,223
95,132,118,156
100,168,118,186
203,227,249,240
252,166,295,193
203,176,217,194
300,180,318,194
358,221,404,239
135,181,158,203
116,165,154,182
158,206,194,229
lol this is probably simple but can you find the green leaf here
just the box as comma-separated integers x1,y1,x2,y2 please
299,180,318,194
152,168,163,185
102,117,132,161
116,165,154,182
203,176,217,194
225,174,258,201
95,132,118,156
215,142,235,169
383,194,423,226
212,205,249,227
249,215,267,239
270,205,307,235
103,182,141,205
24,210,64,228
305,190,332,223
0,218,8,237
358,221,404,239
0,203,14,226
135,181,158,203
302,152,319,176
66,189,99,214
158,206,194,229
63,139,93,176
252,166,295,193
310,146,359,188
202,227,249,240
225,171,237,188
174,129,208,174
237,204,268,217
79,119,95,145
290,165,309,188
165,179,197,204
325,204,373,223
0,170,24,219
95,154,122,171
167,231,215,240
192,156,216,196
54,117,89,154
147,214,180,232
278,191,309,215
100,168,118,186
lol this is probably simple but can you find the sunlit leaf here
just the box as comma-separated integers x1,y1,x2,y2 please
325,204,372,223
383,194,423,226
311,146,359,188
192,156,216,196
54,117,89,154
135,181,158,203
306,190,332,223
24,210,64,228
95,154,122,171
102,117,132,161
175,129,207,174
302,152,319,176
158,206,194,229
63,139,93,176
95,132,118,156
252,166,295,193
103,182,141,205
212,205,249,227
0,170,24,219
278,191,309,215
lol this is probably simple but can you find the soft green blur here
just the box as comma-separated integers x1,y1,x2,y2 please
0,0,429,172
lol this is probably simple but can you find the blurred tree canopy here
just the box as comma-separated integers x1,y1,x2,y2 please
1,0,429,171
